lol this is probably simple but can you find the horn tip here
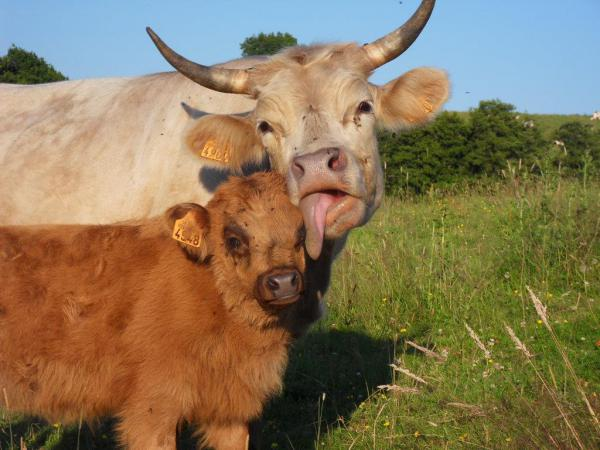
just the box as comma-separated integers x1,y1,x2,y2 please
146,27,163,47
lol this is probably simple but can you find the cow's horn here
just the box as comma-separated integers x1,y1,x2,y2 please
146,27,250,94
363,0,436,69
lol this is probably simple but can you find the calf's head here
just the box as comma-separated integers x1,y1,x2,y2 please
149,0,449,259
167,172,306,315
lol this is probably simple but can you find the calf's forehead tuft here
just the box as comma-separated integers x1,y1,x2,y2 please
210,172,289,206
207,173,303,238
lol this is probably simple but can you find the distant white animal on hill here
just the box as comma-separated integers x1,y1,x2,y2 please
591,111,600,121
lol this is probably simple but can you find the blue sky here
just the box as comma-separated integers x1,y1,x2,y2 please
1,0,598,114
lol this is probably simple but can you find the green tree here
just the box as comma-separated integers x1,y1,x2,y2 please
240,32,297,57
0,45,67,84
465,100,545,176
551,122,600,175
379,112,470,193
378,100,552,194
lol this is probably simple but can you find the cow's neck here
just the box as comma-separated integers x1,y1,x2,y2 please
284,237,342,338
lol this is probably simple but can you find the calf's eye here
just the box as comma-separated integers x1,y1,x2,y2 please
226,237,242,251
357,101,373,114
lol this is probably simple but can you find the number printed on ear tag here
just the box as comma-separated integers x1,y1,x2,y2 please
199,138,231,163
172,213,202,248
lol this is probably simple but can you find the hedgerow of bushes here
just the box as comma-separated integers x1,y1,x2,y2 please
379,100,600,193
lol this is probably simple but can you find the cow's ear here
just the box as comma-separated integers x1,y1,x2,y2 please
165,203,210,262
373,67,449,130
183,114,264,172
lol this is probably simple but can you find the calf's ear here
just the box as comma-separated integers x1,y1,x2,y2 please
183,114,265,173
373,67,449,130
165,203,210,262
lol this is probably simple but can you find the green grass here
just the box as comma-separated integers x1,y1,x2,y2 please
260,177,600,449
528,113,600,139
2,178,600,449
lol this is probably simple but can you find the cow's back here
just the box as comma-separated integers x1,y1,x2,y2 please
0,63,258,226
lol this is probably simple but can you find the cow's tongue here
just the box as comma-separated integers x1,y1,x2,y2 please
299,192,336,260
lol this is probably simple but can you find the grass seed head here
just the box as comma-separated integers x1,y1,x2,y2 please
527,286,550,328
465,323,492,359
504,323,533,358
389,364,429,385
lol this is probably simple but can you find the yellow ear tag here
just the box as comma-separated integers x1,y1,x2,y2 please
199,138,231,163
422,99,433,114
172,212,202,248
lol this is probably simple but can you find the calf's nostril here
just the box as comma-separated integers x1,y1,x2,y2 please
290,272,298,287
267,277,280,291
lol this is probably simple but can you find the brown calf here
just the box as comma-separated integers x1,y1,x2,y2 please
0,172,306,449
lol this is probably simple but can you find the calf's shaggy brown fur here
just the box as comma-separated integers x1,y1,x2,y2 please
0,172,306,449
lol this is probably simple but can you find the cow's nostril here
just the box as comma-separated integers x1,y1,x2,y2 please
292,147,346,182
328,154,339,170
328,148,346,172
290,272,298,287
292,161,305,179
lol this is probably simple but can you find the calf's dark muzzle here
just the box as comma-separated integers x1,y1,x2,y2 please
256,267,303,307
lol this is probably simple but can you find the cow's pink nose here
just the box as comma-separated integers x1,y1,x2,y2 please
292,148,347,181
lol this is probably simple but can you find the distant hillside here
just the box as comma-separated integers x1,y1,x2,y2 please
453,111,600,139
527,113,600,138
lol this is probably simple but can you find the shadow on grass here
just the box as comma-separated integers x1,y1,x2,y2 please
261,329,395,448
0,329,393,449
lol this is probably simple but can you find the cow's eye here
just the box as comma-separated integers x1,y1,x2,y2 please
357,101,373,114
258,121,273,134
226,237,242,251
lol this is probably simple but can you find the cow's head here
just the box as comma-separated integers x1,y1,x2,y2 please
149,0,449,259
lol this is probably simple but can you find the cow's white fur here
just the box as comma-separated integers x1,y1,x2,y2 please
0,62,258,225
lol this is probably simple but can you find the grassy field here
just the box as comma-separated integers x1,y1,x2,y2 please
2,176,599,449
454,110,600,140
260,177,600,449
528,113,600,139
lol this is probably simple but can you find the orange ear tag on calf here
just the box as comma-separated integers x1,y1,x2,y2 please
172,213,202,248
